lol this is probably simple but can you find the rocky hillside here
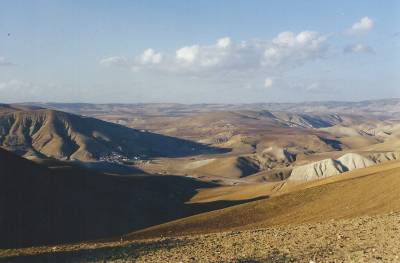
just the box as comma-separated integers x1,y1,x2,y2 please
288,153,376,180
0,109,213,161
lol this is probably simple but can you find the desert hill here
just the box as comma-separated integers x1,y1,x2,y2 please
319,119,400,137
178,150,399,206
184,156,260,180
181,147,294,180
174,147,397,183
173,151,398,206
125,110,383,157
288,153,375,180
0,101,399,262
126,109,380,133
0,147,219,248
0,109,217,161
117,159,400,241
11,103,398,160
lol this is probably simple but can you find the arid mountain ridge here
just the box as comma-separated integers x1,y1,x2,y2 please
0,109,215,161
1,104,391,162
23,98,400,119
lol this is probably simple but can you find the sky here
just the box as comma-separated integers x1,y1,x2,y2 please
0,1,399,104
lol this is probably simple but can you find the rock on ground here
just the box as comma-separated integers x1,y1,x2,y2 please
1,212,399,262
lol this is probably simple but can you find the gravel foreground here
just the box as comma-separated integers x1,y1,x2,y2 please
1,212,399,263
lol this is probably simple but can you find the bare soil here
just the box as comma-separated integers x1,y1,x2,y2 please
1,212,398,262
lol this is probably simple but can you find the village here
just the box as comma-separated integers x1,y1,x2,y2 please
99,151,151,165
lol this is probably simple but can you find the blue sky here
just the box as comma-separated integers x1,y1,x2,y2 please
0,0,399,104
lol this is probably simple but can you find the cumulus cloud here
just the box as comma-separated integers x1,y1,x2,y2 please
261,31,328,67
343,44,375,55
217,37,231,48
100,32,329,76
176,45,199,63
138,49,163,64
344,17,375,36
100,49,163,69
0,57,14,66
0,80,30,92
264,77,273,88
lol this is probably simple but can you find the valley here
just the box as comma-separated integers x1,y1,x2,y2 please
0,99,399,262
3,2,400,261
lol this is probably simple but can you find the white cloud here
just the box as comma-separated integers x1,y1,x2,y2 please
176,45,199,63
100,31,329,76
0,80,69,103
0,80,30,92
139,49,162,64
0,57,14,66
0,80,61,94
344,17,375,36
217,37,231,48
264,77,273,88
307,82,320,90
261,31,328,67
343,44,375,55
99,56,130,67
261,80,331,93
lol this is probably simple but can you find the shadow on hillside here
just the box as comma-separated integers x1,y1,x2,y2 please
1,152,220,249
133,127,233,157
179,195,269,218
318,136,343,151
37,158,148,175
0,233,331,263
2,147,264,250
1,239,190,263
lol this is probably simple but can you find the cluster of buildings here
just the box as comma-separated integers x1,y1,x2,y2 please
99,151,149,164
99,151,130,163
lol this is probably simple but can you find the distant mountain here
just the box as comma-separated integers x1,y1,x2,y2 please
0,108,214,161
252,99,400,120
0,103,43,114
124,110,381,152
134,109,381,131
23,98,400,119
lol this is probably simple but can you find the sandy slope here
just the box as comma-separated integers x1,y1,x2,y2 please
184,155,398,206
0,159,398,262
119,160,399,241
184,156,260,179
1,208,398,262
